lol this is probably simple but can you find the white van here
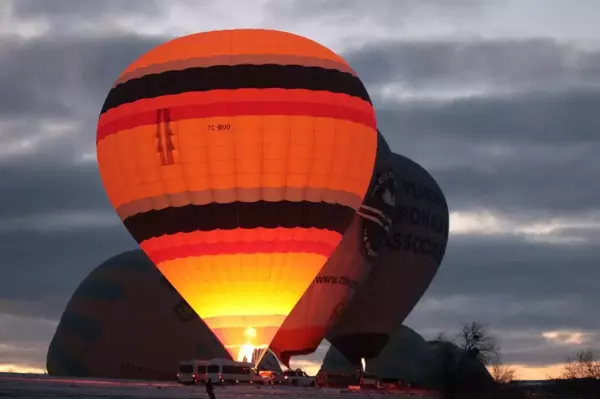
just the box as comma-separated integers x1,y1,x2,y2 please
281,369,316,386
206,358,261,385
177,360,208,385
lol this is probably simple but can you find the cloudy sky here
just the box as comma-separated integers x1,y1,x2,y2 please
1,0,600,380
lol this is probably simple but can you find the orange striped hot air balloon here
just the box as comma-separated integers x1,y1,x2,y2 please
96,29,378,367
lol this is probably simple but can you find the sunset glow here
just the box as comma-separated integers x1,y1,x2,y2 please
0,364,45,374
493,363,567,381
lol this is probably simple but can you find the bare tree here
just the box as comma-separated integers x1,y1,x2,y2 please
435,322,500,365
433,322,502,399
490,357,516,384
435,331,451,343
456,321,499,365
561,349,600,379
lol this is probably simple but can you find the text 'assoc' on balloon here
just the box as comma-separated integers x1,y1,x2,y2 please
386,233,446,263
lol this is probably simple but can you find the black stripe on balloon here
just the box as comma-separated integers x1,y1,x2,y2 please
100,64,372,114
123,201,355,243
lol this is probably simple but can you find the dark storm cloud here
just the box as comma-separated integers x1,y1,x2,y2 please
0,34,164,119
503,339,600,367
12,0,163,21
378,88,600,145
412,292,596,333
0,32,162,317
418,324,599,367
340,38,600,217
432,154,600,217
344,39,600,92
405,233,600,365
0,225,136,318
0,298,65,324
428,234,600,309
2,34,595,222
0,315,57,347
0,33,164,325
0,156,110,220
376,89,600,216
405,300,600,366
265,0,489,24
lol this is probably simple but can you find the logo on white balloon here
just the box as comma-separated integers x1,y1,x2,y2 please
358,169,397,261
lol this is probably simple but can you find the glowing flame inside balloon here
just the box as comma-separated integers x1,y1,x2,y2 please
361,357,366,372
246,327,257,339
237,327,260,363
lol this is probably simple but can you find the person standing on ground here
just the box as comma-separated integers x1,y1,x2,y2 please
206,378,216,399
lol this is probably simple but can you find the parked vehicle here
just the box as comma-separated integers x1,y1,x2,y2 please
177,360,208,385
360,372,379,388
315,371,355,388
206,358,261,385
281,369,316,386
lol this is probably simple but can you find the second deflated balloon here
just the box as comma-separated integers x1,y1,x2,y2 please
327,151,450,366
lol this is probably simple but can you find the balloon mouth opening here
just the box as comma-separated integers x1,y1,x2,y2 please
225,327,269,365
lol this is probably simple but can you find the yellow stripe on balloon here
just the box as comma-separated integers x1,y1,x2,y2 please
156,252,327,319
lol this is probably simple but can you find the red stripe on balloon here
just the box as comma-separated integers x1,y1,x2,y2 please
96,101,376,142
144,240,337,263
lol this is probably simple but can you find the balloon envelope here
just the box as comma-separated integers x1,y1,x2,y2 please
96,29,378,365
47,250,228,379
270,131,397,366
321,324,434,385
327,152,449,363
